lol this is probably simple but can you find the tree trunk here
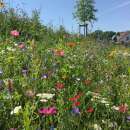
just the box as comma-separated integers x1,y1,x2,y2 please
84,22,85,37
86,24,88,37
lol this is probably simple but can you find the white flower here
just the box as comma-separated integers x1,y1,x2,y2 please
93,124,102,130
40,99,48,103
11,106,22,115
36,93,55,99
111,106,119,111
76,78,80,81
100,98,109,104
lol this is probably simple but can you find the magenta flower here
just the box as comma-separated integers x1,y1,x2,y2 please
10,30,19,37
38,107,57,116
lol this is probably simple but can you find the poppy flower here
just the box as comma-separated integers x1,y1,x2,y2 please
73,101,81,107
69,93,83,102
87,107,94,113
10,30,19,37
118,104,128,113
55,82,64,90
38,107,57,116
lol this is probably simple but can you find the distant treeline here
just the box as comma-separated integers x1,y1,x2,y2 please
88,30,116,41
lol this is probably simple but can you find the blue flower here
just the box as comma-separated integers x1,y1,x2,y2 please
71,107,80,115
50,125,54,130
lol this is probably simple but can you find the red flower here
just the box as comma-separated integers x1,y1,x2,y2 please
55,82,64,90
73,101,81,107
87,107,94,113
119,104,128,113
69,93,83,102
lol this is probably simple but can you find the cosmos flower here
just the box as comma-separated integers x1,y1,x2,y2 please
10,30,19,37
11,106,22,115
36,93,55,99
38,107,57,116
118,104,128,113
18,42,25,49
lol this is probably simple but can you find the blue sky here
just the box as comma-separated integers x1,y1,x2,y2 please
4,0,130,32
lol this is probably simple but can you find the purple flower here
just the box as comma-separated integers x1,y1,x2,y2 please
126,116,130,121
22,69,28,76
71,107,80,115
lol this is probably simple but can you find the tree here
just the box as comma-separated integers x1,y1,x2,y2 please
73,0,97,36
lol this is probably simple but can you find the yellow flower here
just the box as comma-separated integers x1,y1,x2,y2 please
108,50,117,58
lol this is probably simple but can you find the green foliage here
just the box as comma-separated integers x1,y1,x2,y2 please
73,0,97,24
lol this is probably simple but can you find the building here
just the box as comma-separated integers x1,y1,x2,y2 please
112,31,130,44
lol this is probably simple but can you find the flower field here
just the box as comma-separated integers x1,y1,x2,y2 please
0,31,130,130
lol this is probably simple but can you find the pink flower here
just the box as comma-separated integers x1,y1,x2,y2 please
53,49,64,56
118,104,128,113
59,50,64,56
18,43,25,49
10,30,19,37
38,107,57,116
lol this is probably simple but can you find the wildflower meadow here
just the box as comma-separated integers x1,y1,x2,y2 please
0,1,130,130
